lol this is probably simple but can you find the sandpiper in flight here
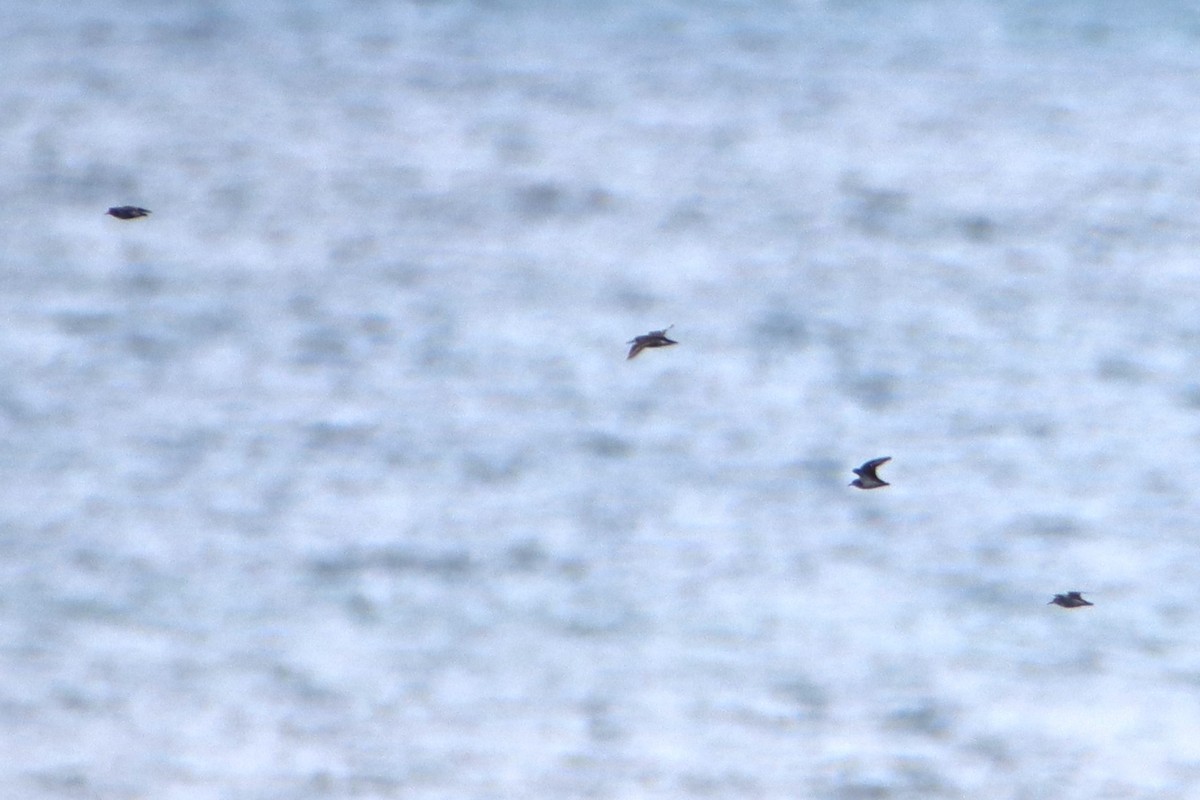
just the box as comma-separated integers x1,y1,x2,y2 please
626,325,677,360
1048,591,1093,608
106,206,151,219
850,456,891,489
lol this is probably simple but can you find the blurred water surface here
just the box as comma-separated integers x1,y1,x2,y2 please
5,1,1200,798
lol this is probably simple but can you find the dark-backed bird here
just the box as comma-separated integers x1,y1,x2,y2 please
850,456,891,489
626,326,677,360
1048,591,1093,608
106,206,151,219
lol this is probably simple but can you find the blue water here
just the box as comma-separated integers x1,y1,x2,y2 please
5,2,1200,797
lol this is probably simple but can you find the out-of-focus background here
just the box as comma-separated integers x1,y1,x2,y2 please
4,1,1200,797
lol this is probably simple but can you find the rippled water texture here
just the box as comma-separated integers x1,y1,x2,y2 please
5,1,1200,797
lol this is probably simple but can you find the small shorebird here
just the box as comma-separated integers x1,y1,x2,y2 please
1048,591,1093,608
849,456,891,489
106,206,151,219
626,325,677,360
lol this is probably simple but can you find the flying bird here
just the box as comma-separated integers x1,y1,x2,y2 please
106,206,151,219
849,456,891,489
626,325,677,360
1048,591,1093,608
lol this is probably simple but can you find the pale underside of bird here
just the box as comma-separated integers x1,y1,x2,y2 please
850,456,891,489
626,325,677,360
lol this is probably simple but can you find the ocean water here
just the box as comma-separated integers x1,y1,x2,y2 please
5,1,1200,797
